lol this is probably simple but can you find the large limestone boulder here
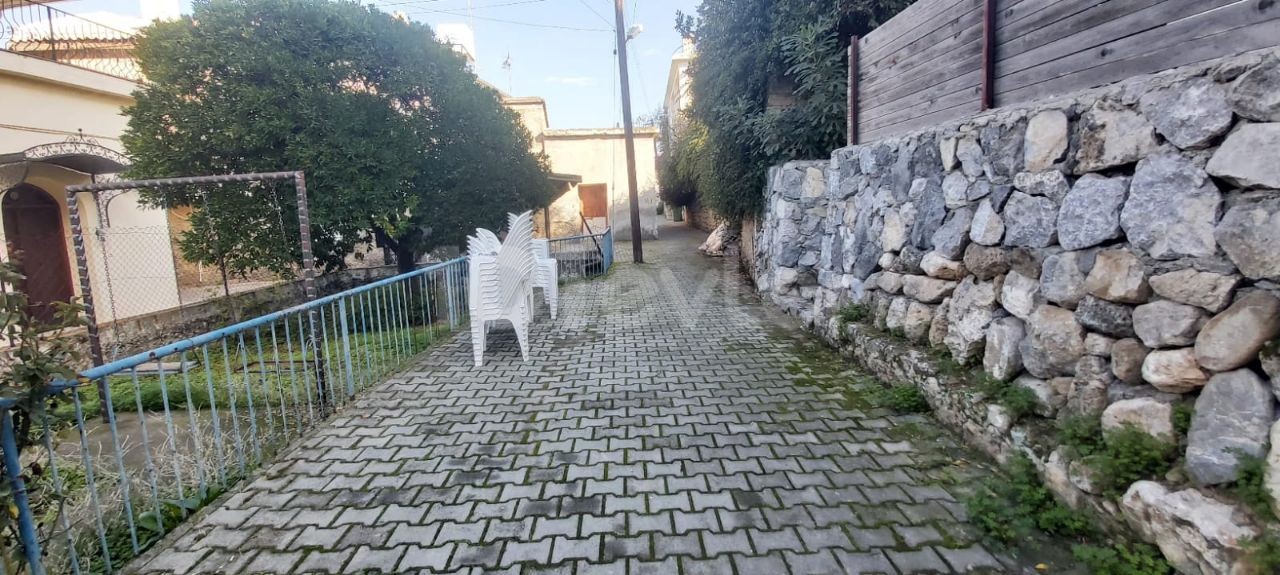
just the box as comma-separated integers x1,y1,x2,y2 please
903,301,935,343
1138,77,1233,150
944,277,999,363
1112,338,1151,385
984,317,1025,382
1148,269,1239,313
1121,481,1259,575
1000,269,1041,321
920,252,966,280
1120,153,1221,260
963,244,1009,280
931,206,974,259
1075,295,1136,339
1206,123,1280,189
1012,170,1070,202
1186,369,1276,485
1021,304,1086,378
929,298,951,349
1002,192,1058,248
1057,174,1129,250
1023,109,1069,172
1085,248,1151,304
1229,55,1280,121
1040,251,1093,309
1142,348,1208,393
1065,356,1111,416
1102,398,1176,443
1074,101,1159,173
1132,300,1208,349
1194,291,1280,372
1216,195,1280,281
881,208,908,252
909,178,947,250
901,275,957,304
969,198,1004,246
956,136,986,178
1014,374,1067,417
942,171,972,208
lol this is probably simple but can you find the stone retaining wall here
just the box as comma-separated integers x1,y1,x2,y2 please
751,50,1280,573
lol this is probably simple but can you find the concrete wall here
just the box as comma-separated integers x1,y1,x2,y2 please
752,50,1280,574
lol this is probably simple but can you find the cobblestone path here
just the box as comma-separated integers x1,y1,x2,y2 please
134,224,1040,574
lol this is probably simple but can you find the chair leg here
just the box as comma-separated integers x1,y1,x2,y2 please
471,318,486,367
512,316,530,362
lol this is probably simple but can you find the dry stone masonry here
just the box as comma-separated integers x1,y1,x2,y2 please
752,51,1280,574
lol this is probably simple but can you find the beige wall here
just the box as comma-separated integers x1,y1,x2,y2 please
1,52,180,322
542,129,661,240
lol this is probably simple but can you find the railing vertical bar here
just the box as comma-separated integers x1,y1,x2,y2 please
269,322,291,439
252,327,277,446
129,367,166,537
178,351,209,493
338,297,355,397
425,272,435,345
71,389,114,573
296,313,317,426
41,416,82,575
329,301,345,404
282,318,304,435
398,278,412,357
318,304,335,408
101,374,141,553
1,410,44,575
154,361,187,502
418,273,429,349
385,284,400,365
357,290,373,390
371,287,386,376
446,264,457,328
235,334,262,466
200,345,228,487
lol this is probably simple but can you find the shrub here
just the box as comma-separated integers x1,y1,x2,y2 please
1058,415,1104,457
977,376,1040,421
838,303,869,325
1234,453,1276,521
1092,427,1178,497
1072,542,1173,575
966,455,1092,545
1171,403,1193,437
872,384,930,414
1246,531,1280,573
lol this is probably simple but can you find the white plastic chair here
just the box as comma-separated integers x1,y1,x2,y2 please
468,212,536,367
531,238,559,319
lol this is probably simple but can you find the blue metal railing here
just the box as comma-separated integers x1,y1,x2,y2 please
547,227,613,281
0,257,469,574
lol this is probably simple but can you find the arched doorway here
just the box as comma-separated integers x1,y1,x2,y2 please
2,184,75,323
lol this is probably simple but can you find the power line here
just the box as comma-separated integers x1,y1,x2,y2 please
575,0,612,28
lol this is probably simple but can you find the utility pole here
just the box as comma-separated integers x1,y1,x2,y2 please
614,0,644,263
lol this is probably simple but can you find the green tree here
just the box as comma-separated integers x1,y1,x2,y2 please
124,0,553,275
674,0,908,221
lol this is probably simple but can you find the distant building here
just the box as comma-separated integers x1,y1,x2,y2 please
434,22,477,69
663,38,695,136
502,96,661,241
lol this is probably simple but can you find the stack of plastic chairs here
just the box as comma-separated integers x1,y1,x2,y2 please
531,238,559,320
467,211,536,367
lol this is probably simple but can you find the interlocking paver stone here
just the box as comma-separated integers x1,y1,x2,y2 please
128,225,1062,574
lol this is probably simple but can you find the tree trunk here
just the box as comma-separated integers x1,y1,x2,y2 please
394,244,417,274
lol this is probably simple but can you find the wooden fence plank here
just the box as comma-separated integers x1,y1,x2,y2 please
861,71,984,133
861,47,983,116
998,0,1278,99
998,0,1241,77
860,0,974,62
859,4,984,93
1000,3,1280,105
999,0,1166,62
861,89,983,142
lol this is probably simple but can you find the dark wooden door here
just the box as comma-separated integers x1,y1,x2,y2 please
3,184,75,323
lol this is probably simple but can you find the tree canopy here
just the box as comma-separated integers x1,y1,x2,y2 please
669,0,907,221
123,0,554,274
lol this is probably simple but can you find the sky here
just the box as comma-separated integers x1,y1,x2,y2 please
56,0,698,129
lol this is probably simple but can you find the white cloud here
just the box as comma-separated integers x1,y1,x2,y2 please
544,75,597,86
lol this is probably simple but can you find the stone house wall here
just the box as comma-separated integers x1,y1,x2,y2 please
751,50,1280,573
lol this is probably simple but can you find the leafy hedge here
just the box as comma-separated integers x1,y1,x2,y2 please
666,0,909,222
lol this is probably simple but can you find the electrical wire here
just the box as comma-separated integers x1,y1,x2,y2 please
410,10,610,32
575,0,613,28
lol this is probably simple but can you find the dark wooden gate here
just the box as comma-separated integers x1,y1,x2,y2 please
3,184,75,323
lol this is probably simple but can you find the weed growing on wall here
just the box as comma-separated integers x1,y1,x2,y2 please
1246,531,1280,572
966,455,1093,545
1057,415,1104,457
1233,453,1277,522
1071,542,1173,575
976,376,1039,421
870,384,930,414
1091,427,1178,497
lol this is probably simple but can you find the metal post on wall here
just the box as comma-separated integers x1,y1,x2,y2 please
64,186,110,416
291,171,328,413
981,0,997,110
848,34,860,146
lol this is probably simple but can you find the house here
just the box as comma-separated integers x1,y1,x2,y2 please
663,38,695,137
0,0,180,324
503,96,661,241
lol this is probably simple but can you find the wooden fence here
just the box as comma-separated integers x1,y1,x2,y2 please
849,0,1280,144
